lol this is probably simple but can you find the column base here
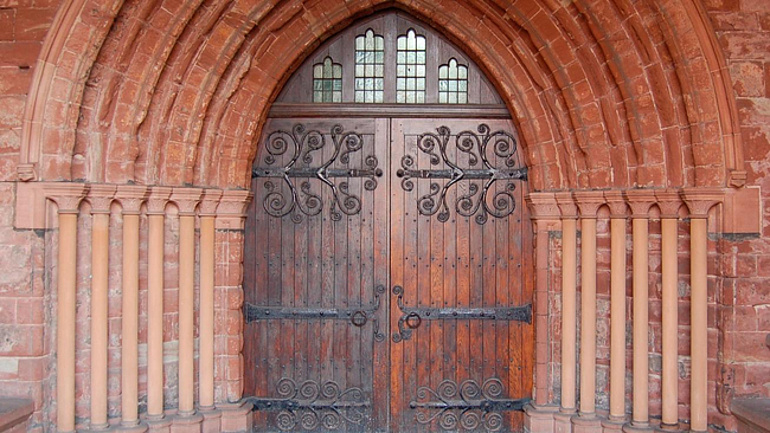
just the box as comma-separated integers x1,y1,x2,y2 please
572,413,603,433
145,416,172,433
218,401,253,433
199,407,222,433
602,417,626,433
119,421,149,433
623,421,655,433
656,422,683,432
170,412,204,433
555,410,577,433
524,403,557,433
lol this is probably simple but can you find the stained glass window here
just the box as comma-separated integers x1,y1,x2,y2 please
438,58,468,104
313,57,342,103
354,29,385,103
396,29,426,104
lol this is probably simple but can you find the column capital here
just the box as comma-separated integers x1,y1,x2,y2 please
86,184,117,214
199,189,223,217
604,190,628,218
115,185,147,215
574,190,606,218
146,187,173,215
47,183,88,214
655,189,683,219
170,188,202,216
526,192,560,220
625,189,657,218
555,192,578,219
682,188,724,219
216,190,253,229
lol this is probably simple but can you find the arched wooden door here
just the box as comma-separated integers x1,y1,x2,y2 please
242,11,534,433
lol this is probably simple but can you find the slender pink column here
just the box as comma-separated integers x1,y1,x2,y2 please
87,186,116,429
625,191,656,430
146,188,172,419
574,191,604,422
682,190,722,433
116,186,147,427
555,193,578,417
605,191,628,422
171,189,202,416
198,191,222,410
51,186,86,433
656,190,683,429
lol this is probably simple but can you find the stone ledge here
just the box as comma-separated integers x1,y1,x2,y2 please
732,398,770,433
0,399,34,432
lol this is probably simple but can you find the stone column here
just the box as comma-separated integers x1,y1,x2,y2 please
573,191,605,433
146,187,171,426
604,191,628,432
171,189,203,432
656,190,683,430
116,186,147,430
51,186,87,433
682,189,722,433
199,191,222,432
555,192,578,433
87,185,116,430
624,190,656,433
524,193,562,433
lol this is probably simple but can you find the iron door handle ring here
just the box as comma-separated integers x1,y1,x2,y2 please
405,312,421,329
351,310,367,327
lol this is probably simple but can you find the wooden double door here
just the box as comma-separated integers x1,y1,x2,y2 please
243,117,533,433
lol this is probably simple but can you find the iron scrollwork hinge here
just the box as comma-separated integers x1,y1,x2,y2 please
391,285,532,343
246,378,370,431
244,285,386,342
397,123,527,225
410,378,531,432
252,123,383,223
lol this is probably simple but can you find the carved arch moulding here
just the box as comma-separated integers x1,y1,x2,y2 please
18,0,748,192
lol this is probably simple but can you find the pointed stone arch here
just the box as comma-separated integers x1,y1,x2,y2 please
18,0,745,191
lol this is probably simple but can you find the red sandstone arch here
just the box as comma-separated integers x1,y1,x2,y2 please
19,0,746,191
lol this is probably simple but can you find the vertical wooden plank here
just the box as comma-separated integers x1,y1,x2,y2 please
415,122,432,433
372,118,390,432
305,144,323,391
333,128,349,431
455,126,472,391
469,171,484,390
390,119,406,433
429,130,444,427
345,124,363,433
481,147,498,388
293,148,309,389
319,122,336,400
493,135,512,428
443,128,458,392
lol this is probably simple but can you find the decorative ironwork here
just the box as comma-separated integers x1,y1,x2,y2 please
245,285,386,342
410,378,530,432
391,285,531,343
396,124,527,224
253,123,383,223
247,378,370,431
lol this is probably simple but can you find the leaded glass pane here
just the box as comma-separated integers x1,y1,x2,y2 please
354,28,384,103
438,58,469,104
312,56,342,103
396,28,426,104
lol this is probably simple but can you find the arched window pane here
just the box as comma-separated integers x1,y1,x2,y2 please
438,58,468,105
354,29,385,103
396,29,427,104
313,57,343,103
